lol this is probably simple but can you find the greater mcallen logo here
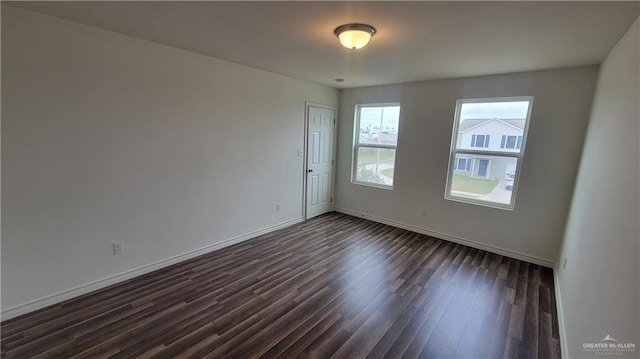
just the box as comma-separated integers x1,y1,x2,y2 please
583,334,636,356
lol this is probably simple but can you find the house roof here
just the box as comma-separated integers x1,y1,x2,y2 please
459,118,525,133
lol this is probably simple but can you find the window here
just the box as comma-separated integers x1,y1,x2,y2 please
454,156,472,171
501,135,523,150
471,134,490,148
352,104,401,188
445,97,533,209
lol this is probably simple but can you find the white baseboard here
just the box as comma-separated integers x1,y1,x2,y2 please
553,265,569,358
1,217,303,321
334,206,554,268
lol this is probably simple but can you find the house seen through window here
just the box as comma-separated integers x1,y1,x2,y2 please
445,97,533,209
352,104,400,189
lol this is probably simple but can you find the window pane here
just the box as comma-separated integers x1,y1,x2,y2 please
358,106,400,146
449,155,518,206
456,101,530,153
355,147,396,186
454,156,469,172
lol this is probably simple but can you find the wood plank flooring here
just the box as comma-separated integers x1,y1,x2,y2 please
1,212,561,358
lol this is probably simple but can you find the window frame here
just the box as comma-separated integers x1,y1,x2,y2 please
351,103,401,190
454,156,472,171
444,96,534,210
471,134,490,148
501,135,523,150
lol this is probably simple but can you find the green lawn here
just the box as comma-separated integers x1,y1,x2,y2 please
358,148,395,162
451,174,499,195
381,168,394,179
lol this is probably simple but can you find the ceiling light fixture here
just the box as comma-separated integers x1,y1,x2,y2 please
334,23,376,50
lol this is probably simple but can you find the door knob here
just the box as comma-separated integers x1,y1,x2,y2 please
307,169,313,173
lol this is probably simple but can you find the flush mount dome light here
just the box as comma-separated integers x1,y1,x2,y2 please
334,23,376,50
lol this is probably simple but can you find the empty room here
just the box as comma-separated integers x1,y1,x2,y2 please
1,2,638,358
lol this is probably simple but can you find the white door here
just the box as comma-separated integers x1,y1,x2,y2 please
306,106,335,219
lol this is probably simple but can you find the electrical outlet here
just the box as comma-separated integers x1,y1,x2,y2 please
421,209,428,217
276,204,281,212
563,258,567,269
113,241,124,255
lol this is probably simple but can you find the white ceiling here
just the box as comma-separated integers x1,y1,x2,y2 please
8,1,640,88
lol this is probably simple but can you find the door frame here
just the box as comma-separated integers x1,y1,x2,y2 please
303,102,337,220
474,158,491,178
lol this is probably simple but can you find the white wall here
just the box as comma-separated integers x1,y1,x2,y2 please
1,6,338,316
556,18,639,358
335,67,598,265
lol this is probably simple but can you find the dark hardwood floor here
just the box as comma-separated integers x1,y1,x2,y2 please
1,212,560,359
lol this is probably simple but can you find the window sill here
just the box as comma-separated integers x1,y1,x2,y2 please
352,180,394,191
444,194,515,211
